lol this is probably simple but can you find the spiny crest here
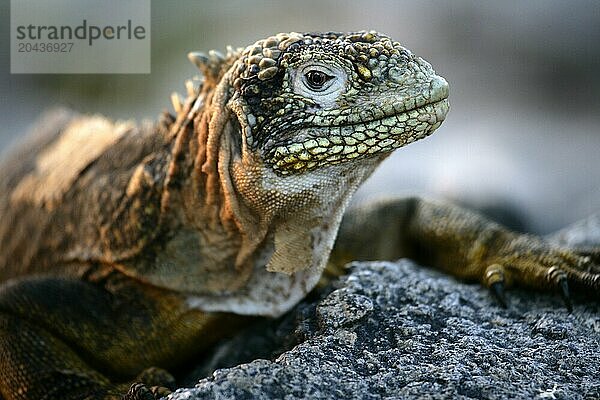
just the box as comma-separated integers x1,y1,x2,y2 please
169,76,201,116
187,46,242,84
169,47,241,117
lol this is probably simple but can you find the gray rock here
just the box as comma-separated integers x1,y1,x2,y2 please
547,213,600,253
168,219,600,400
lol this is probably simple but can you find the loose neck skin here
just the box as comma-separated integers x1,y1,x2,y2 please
160,73,382,304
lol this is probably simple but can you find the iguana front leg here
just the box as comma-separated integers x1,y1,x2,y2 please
0,274,239,400
332,197,599,308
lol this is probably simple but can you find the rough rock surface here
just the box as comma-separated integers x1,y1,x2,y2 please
167,217,600,400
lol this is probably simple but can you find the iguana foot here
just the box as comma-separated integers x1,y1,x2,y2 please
480,234,599,310
334,197,600,311
124,383,154,400
135,367,176,390
123,367,175,400
123,382,172,400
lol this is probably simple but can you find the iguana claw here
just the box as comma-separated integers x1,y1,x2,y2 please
482,235,599,310
558,277,573,312
123,383,155,400
490,281,508,308
546,265,573,312
123,383,172,400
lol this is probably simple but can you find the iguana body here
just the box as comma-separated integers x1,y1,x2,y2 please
0,31,597,399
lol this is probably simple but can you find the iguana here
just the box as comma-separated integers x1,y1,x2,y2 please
0,31,597,400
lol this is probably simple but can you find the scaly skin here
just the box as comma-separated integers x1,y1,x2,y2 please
0,31,597,399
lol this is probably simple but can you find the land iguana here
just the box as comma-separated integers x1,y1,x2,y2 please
0,31,598,399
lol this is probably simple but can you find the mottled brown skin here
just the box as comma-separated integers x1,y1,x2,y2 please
0,31,598,399
0,111,247,399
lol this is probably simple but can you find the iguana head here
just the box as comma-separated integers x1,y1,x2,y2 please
225,31,449,176
184,31,449,276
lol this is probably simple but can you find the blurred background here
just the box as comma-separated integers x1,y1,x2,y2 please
0,0,598,234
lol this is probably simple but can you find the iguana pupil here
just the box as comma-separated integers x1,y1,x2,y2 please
305,70,331,90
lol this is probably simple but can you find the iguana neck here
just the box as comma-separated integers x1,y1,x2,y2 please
158,86,380,313
162,75,380,297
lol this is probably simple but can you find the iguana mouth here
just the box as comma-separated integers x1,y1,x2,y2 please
269,97,449,175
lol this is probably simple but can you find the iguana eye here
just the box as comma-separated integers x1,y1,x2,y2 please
292,63,346,106
304,70,333,91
